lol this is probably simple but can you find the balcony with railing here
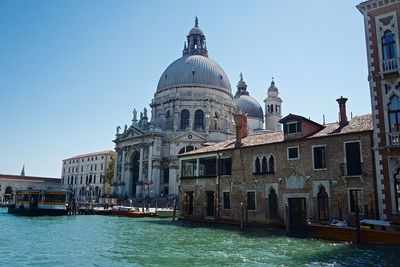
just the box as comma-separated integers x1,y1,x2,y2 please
381,57,400,73
388,132,400,146
340,162,363,177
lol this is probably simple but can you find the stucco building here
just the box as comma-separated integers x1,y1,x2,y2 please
61,150,115,201
357,0,400,222
178,98,376,230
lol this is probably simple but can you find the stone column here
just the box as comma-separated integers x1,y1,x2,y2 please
137,146,144,197
121,149,126,195
169,164,179,196
112,151,118,193
148,145,153,181
152,161,161,198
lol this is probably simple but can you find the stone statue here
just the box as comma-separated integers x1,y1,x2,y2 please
124,124,127,132
140,112,143,119
144,108,148,118
116,126,121,135
133,109,137,121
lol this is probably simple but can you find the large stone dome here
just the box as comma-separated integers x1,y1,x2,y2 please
156,55,231,93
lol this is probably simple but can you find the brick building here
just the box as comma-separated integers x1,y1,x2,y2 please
357,0,400,221
178,98,376,230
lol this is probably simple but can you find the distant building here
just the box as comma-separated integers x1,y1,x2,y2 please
61,150,115,201
357,0,400,222
0,174,61,203
178,98,376,230
112,18,283,199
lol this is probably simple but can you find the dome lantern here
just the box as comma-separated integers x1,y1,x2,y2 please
183,17,208,57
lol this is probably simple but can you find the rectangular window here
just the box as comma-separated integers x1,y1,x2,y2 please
223,191,230,209
349,189,363,213
199,157,217,177
81,166,84,172
182,159,197,177
219,158,232,175
101,164,104,170
93,175,96,184
164,168,170,184
345,141,362,176
95,165,97,170
247,191,256,211
313,146,327,169
283,121,301,134
287,146,299,160
80,176,83,184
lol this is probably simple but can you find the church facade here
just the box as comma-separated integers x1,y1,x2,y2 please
111,19,282,198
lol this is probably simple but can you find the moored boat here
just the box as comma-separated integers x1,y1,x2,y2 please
310,219,400,245
111,206,155,217
8,189,71,216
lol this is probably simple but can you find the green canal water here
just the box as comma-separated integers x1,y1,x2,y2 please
0,208,398,267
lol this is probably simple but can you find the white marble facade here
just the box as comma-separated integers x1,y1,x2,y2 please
112,19,235,198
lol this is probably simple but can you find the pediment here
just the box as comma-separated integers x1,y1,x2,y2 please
117,126,144,140
171,130,206,142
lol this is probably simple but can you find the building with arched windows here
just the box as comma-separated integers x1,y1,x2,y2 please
178,99,376,230
358,0,400,223
112,18,284,199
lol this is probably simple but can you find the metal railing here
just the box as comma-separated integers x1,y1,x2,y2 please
381,57,400,73
340,162,363,176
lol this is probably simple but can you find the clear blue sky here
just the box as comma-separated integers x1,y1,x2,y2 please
0,0,369,178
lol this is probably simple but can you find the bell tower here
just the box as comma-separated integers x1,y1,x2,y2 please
264,78,282,131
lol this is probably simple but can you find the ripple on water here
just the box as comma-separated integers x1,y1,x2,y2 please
0,209,399,267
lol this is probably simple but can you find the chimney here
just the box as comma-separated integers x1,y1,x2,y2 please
234,113,248,148
336,96,348,126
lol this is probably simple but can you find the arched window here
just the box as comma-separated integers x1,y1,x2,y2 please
395,170,400,212
268,188,278,219
389,95,400,132
317,185,329,221
268,155,275,173
194,110,204,130
181,109,190,130
382,30,397,60
254,157,261,173
261,156,268,173
4,186,13,201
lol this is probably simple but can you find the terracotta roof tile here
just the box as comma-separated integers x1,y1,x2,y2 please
0,174,61,183
64,150,116,160
181,114,372,156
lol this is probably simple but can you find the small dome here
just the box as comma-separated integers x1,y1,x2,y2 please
234,95,264,120
189,26,204,35
157,55,231,93
267,80,279,97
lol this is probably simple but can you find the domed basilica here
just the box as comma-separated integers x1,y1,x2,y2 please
112,18,282,198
